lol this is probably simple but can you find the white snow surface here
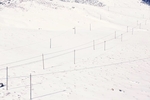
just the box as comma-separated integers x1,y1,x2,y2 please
0,0,150,100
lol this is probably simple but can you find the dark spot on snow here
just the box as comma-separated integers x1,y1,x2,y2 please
0,2,4,5
111,88,114,91
119,89,125,92
0,83,4,88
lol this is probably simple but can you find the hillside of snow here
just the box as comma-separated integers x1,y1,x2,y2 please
0,0,150,100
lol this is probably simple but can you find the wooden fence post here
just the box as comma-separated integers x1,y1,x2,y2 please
121,34,123,41
104,41,106,51
90,24,91,31
6,67,8,90
108,7,109,11
74,50,76,64
30,74,32,100
115,31,116,39
50,38,51,48
100,15,101,20
93,40,95,50
42,54,45,69
132,28,134,35
139,23,141,29
73,27,76,34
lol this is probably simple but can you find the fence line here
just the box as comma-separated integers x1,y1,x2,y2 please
0,24,143,71
0,55,149,99
0,32,124,70
1,21,142,68
0,29,73,53
0,31,118,68
0,23,146,72
0,17,148,84
1,55,150,81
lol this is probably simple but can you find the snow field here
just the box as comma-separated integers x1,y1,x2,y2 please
0,0,150,100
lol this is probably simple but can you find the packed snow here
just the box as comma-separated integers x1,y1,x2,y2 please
0,0,150,100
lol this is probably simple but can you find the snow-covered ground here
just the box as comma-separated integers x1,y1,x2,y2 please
0,0,150,100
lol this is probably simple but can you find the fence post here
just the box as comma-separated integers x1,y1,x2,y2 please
42,54,45,69
115,31,116,39
108,7,109,11
6,67,8,90
132,28,134,35
50,38,51,48
90,24,92,31
73,27,76,34
100,14,101,20
139,23,141,29
74,50,76,64
93,40,95,50
104,41,106,51
121,34,123,41
30,74,32,100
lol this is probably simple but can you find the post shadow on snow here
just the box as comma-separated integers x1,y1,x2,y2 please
32,56,150,77
142,0,150,5
32,90,66,99
8,83,41,90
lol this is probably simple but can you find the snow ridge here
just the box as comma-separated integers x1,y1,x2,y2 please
60,0,105,7
0,0,105,7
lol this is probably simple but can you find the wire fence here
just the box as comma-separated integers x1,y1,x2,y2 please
0,5,149,100
0,23,147,77
0,18,147,74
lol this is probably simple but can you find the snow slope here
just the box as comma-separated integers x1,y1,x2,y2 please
0,0,150,100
